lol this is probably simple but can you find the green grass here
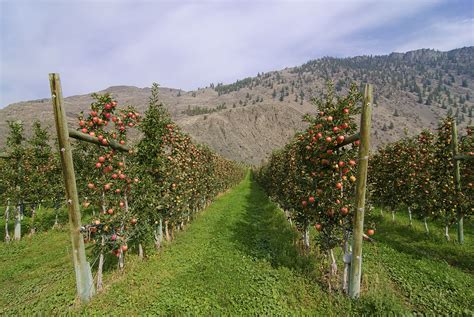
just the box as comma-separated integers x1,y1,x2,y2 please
0,204,96,240
0,229,77,314
0,173,473,315
366,210,474,315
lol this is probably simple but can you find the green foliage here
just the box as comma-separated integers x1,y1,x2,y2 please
370,116,472,225
1,121,26,203
133,82,245,256
25,121,62,206
257,83,364,251
74,93,141,260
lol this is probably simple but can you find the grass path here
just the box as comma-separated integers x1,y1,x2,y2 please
1,173,473,315
83,173,346,315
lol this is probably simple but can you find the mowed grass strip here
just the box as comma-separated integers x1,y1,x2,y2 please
83,173,347,315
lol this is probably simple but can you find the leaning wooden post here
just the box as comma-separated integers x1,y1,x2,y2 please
348,83,373,299
451,121,463,244
49,73,95,303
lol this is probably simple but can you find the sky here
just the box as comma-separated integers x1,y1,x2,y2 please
0,0,473,108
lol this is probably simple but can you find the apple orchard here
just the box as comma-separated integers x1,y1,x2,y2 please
0,78,472,305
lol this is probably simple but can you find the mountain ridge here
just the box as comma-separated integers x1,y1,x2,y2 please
1,47,472,164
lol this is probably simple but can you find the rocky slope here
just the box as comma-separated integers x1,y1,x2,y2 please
1,47,472,164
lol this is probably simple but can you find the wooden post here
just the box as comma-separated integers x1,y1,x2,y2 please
348,83,373,299
49,73,95,303
451,121,463,244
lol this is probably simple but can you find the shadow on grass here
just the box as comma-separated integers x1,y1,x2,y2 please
231,174,316,276
375,217,474,274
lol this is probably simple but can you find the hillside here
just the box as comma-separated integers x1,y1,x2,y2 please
1,47,472,164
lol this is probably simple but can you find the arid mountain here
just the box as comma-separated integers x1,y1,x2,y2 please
1,47,473,164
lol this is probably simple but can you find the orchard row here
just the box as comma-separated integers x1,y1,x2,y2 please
369,117,473,240
256,83,473,295
1,83,245,293
256,83,367,293
0,120,62,241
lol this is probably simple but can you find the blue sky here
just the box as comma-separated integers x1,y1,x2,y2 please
0,0,473,108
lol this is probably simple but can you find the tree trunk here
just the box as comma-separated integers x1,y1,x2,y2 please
101,192,106,214
158,218,163,244
330,249,338,276
54,210,59,228
303,224,310,252
165,220,170,242
424,217,429,234
391,210,395,222
445,224,450,241
52,201,60,228
118,249,125,270
30,205,37,236
96,236,105,292
342,233,352,293
408,207,413,227
138,243,144,259
4,200,11,243
154,219,163,250
14,202,21,240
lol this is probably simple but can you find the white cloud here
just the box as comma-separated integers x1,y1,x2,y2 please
0,0,471,107
394,18,474,52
